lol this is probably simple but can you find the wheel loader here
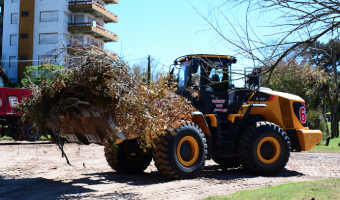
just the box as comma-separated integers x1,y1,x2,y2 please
56,54,322,179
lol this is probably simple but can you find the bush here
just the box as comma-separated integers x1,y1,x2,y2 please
20,64,65,89
307,109,328,138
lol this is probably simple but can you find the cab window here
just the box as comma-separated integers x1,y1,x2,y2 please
206,64,229,92
189,66,200,87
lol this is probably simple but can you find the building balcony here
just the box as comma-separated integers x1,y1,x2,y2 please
69,1,118,23
68,22,118,42
103,0,119,5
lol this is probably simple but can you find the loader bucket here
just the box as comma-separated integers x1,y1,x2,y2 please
54,107,127,145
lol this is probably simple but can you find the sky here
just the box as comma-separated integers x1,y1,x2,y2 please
104,1,238,66
103,0,281,85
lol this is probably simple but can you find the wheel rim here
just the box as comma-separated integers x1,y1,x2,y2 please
125,140,144,162
176,136,199,166
257,137,281,164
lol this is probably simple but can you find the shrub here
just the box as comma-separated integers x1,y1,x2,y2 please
307,109,328,138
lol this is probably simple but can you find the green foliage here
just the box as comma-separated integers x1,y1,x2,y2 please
0,136,13,141
300,39,340,71
20,64,65,88
261,59,326,110
307,109,328,138
205,178,340,200
130,64,148,83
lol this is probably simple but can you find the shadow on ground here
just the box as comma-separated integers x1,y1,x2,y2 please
0,164,305,200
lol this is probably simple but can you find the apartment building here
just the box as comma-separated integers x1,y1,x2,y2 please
2,0,118,83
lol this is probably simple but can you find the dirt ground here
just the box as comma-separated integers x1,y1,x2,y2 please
0,141,339,200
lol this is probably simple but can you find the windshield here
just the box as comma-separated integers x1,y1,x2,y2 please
178,61,190,89
178,61,201,90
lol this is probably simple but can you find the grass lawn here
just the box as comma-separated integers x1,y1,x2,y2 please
309,122,340,152
205,178,340,200
0,135,50,141
310,137,340,152
0,136,13,141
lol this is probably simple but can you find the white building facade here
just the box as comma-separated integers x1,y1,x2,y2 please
2,0,118,83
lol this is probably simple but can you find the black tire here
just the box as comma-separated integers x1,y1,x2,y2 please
22,122,41,142
237,121,291,176
153,122,207,179
104,139,152,174
212,155,240,168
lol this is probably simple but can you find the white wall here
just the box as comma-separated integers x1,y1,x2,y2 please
32,0,70,66
33,1,106,66
2,0,20,82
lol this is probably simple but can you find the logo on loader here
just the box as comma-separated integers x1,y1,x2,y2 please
299,106,306,124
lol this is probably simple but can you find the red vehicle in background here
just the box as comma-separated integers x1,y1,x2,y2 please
0,87,38,141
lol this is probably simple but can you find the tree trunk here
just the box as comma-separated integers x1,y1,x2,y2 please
323,89,336,138
323,101,329,135
331,102,336,138
336,98,339,138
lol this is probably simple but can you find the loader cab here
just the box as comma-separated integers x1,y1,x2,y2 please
174,54,237,113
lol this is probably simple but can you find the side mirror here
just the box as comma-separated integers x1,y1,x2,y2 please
174,60,178,65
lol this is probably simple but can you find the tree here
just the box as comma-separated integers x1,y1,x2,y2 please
200,0,340,137
21,64,65,89
300,40,340,71
129,56,161,83
200,0,340,79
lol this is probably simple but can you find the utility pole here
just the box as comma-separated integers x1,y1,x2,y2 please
147,55,151,86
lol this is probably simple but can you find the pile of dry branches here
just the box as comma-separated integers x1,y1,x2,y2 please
18,47,196,151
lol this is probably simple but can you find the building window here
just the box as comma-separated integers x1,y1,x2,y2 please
74,15,84,25
20,56,28,60
39,33,58,44
11,13,18,24
86,37,94,45
9,56,16,71
20,33,28,39
12,0,18,3
10,35,17,46
40,11,59,22
74,36,83,43
8,56,17,82
21,12,29,17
